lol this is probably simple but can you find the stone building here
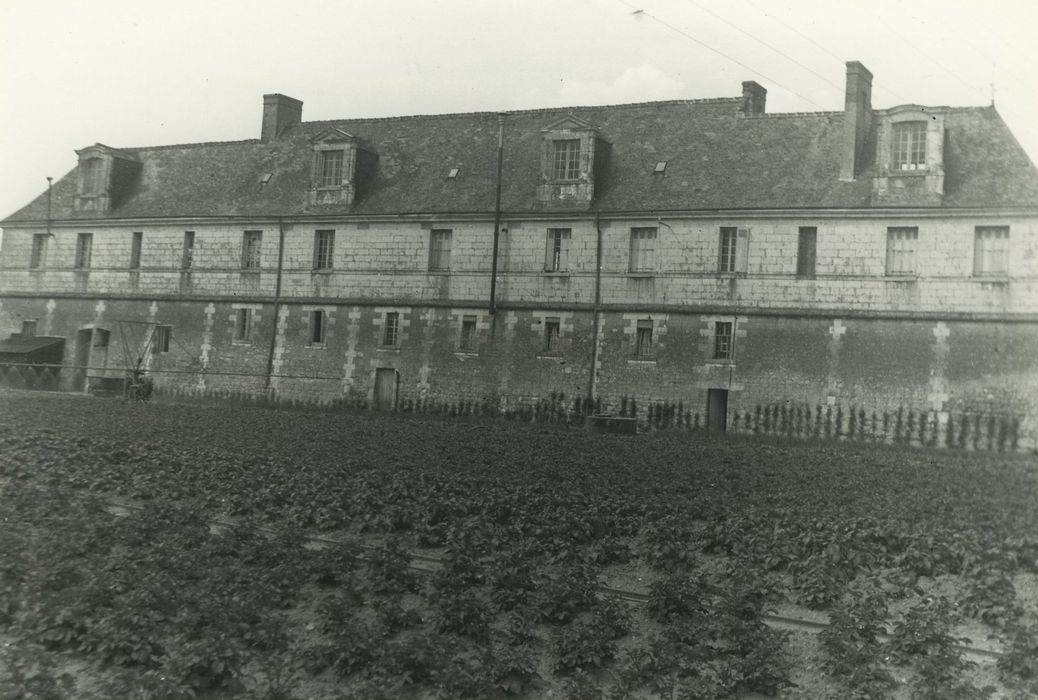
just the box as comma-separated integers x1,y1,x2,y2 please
1,62,1037,448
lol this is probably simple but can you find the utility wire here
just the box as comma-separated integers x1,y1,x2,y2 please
737,0,914,105
684,0,843,96
617,0,828,110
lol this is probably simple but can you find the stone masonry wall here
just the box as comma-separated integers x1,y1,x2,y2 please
1,295,1035,450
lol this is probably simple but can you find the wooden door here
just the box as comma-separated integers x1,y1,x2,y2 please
374,368,398,411
707,389,728,434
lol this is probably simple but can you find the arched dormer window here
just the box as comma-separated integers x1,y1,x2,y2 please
891,121,927,172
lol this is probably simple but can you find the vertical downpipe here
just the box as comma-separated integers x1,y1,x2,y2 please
489,113,505,327
587,211,603,411
264,218,286,394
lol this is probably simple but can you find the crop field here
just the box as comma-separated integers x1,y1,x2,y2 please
1,392,1037,699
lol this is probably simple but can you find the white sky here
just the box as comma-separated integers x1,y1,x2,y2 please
1,0,1036,226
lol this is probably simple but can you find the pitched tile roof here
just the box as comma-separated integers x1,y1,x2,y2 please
4,98,1037,224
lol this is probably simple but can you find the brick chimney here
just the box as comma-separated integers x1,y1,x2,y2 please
839,62,873,181
261,94,303,141
740,81,767,115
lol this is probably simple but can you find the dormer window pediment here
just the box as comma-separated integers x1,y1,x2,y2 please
537,114,609,208
873,106,945,202
309,128,377,207
73,143,141,214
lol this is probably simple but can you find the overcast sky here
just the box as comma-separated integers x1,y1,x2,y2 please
1,0,1036,225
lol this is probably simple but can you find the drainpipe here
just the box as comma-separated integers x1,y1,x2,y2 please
489,113,505,323
264,217,286,394
587,211,603,411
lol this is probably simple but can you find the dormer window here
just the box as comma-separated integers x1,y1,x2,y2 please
552,139,581,181
319,150,344,188
892,121,927,171
81,158,105,194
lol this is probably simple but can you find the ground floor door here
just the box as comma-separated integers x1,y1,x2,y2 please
707,388,728,434
374,368,398,411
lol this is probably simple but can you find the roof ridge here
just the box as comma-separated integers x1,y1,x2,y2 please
127,138,261,152
301,97,744,126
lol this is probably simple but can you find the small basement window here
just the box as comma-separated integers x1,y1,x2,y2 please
235,309,253,342
310,310,326,345
543,317,561,354
152,325,172,353
635,320,653,358
382,312,400,347
459,315,477,352
714,321,734,360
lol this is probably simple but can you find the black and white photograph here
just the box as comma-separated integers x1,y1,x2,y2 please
1,0,1037,697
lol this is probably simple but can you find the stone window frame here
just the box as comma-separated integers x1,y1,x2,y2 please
74,233,93,270
713,320,735,361
459,315,478,353
232,306,257,344
309,309,327,346
181,231,196,270
886,226,919,277
313,229,336,270
891,121,928,173
129,232,143,270
629,227,657,273
29,234,48,269
542,317,561,354
551,139,581,181
152,325,172,353
545,228,571,272
382,311,401,348
429,229,452,272
241,230,263,270
634,319,654,359
718,226,750,275
973,226,1010,278
796,227,817,278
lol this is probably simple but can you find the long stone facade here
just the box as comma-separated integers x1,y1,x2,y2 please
2,62,1037,449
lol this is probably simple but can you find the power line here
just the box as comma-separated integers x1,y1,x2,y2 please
736,0,913,105
684,0,843,97
617,0,828,110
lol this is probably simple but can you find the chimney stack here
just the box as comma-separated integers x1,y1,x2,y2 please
839,62,873,181
741,81,767,115
261,94,303,141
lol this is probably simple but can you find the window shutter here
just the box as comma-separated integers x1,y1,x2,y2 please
736,228,750,273
545,231,554,270
560,232,569,271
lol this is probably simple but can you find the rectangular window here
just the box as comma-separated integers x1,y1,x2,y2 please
235,308,253,342
545,228,571,272
310,310,326,344
552,139,581,180
152,325,172,353
382,312,400,347
21,320,37,337
886,227,919,276
718,227,749,273
30,234,47,269
797,227,817,278
242,231,263,269
429,229,452,271
182,231,195,269
459,315,477,352
714,321,734,360
82,158,103,194
74,233,93,269
543,317,561,354
974,226,1010,277
319,150,344,188
635,320,654,358
129,231,143,269
892,122,927,171
313,230,335,270
629,227,657,272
